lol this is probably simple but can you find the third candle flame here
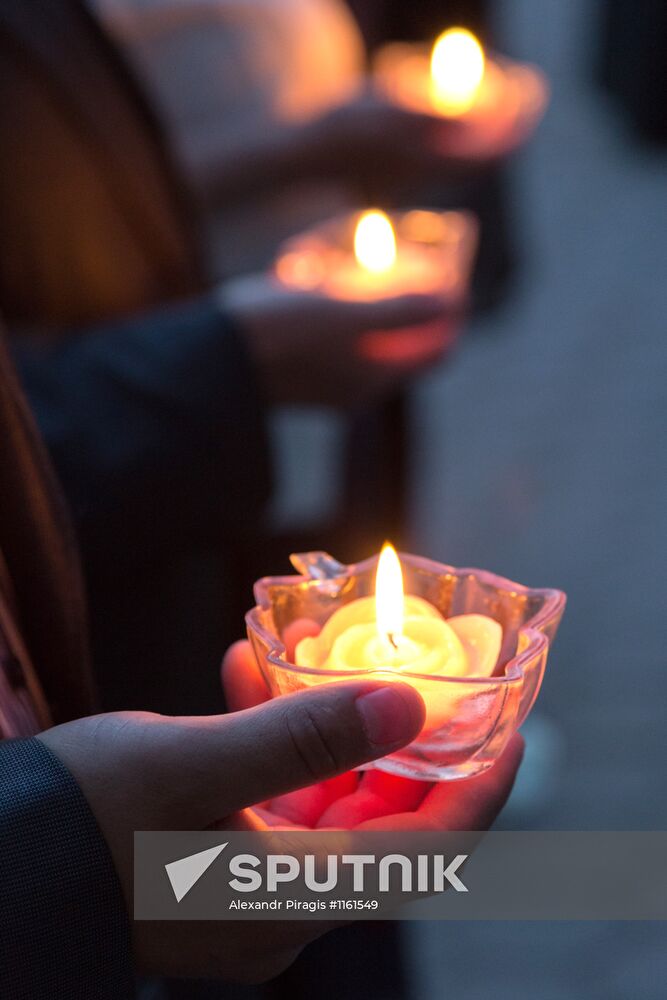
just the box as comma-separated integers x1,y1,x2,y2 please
430,27,486,114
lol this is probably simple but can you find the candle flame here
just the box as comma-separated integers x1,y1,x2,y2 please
375,542,404,645
430,27,485,114
354,210,397,274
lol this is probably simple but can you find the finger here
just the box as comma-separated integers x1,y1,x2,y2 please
282,618,321,661
223,626,329,817
221,640,271,712
267,772,359,827
358,317,461,367
357,734,525,832
210,806,269,833
317,769,429,828
222,621,321,712
245,805,302,830
350,293,456,333
175,679,426,825
368,95,468,136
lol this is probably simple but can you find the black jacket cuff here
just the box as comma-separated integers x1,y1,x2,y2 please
0,737,135,999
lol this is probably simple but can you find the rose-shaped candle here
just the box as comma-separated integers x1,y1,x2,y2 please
295,543,501,730
374,26,549,160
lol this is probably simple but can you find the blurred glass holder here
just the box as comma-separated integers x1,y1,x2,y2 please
274,208,478,302
374,42,549,161
246,551,566,781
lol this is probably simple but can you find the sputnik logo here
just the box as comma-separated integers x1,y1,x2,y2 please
165,842,469,902
165,843,228,902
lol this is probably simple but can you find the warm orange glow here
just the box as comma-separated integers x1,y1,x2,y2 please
375,542,404,644
354,210,397,274
275,249,326,290
430,27,485,114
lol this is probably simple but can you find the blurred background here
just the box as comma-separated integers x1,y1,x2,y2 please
8,0,666,995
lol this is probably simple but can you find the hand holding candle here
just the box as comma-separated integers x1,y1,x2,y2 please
246,549,565,780
224,271,458,407
374,26,549,161
272,206,477,372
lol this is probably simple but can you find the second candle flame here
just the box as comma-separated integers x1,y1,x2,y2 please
430,27,486,114
375,542,405,646
354,210,397,274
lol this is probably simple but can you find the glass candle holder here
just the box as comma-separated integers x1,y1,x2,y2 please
373,43,549,161
274,209,478,302
246,551,566,781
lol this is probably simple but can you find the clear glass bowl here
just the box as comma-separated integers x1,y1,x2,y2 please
373,45,549,161
274,208,478,302
246,551,565,781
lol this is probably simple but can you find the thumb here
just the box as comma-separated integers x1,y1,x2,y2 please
350,293,459,334
180,680,425,825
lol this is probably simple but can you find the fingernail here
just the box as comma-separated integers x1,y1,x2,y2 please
355,685,423,748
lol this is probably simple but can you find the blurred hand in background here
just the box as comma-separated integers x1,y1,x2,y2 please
223,274,465,408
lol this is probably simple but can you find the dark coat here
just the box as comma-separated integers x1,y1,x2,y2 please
0,0,269,715
0,332,134,998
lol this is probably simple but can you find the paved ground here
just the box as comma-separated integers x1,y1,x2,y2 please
404,1,667,996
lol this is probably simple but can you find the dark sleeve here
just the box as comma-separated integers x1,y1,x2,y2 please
0,737,135,999
11,297,270,561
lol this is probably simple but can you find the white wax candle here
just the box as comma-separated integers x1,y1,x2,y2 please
295,594,502,731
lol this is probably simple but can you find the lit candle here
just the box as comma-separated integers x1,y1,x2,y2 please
247,548,566,780
295,543,502,729
374,26,549,159
276,207,478,302
325,208,445,299
430,27,486,115
353,209,396,275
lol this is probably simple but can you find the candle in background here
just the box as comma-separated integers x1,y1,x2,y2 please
430,27,486,115
353,209,396,275
275,208,477,364
295,543,502,729
374,26,549,159
275,207,478,302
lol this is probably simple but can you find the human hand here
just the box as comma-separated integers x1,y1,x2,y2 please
191,82,537,209
302,90,487,192
37,672,425,981
221,628,524,832
222,274,463,407
187,93,468,208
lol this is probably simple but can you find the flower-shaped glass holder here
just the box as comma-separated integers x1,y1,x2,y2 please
246,552,566,781
274,209,478,302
